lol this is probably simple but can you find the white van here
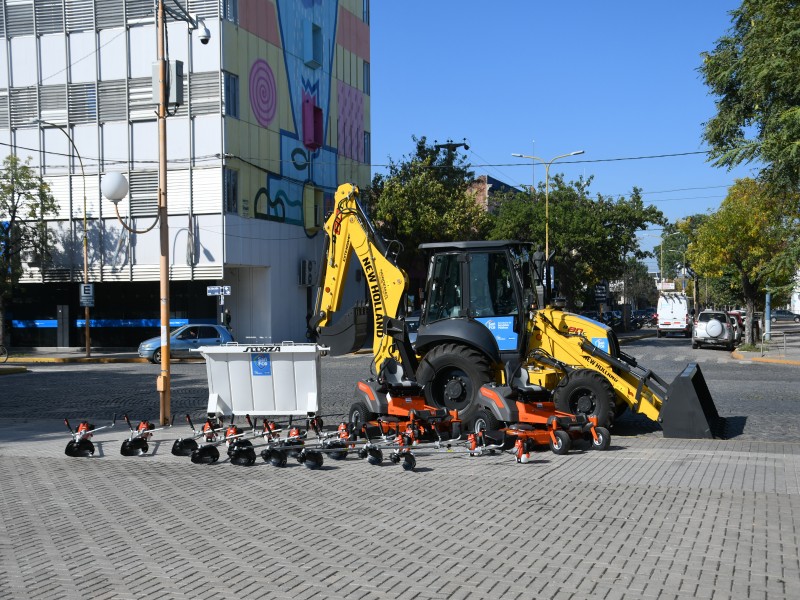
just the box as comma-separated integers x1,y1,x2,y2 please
656,293,693,338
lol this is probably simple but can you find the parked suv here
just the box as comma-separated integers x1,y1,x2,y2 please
692,310,736,350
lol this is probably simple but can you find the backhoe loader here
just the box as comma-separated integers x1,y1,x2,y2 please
310,183,723,439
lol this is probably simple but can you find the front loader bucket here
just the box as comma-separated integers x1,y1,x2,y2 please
660,363,725,439
315,303,370,355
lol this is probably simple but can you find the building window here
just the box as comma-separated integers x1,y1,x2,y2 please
224,0,239,23
224,168,239,213
363,0,370,24
363,131,371,165
304,22,322,69
224,72,239,118
363,61,370,95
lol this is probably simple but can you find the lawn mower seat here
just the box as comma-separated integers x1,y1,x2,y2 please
505,360,547,401
380,358,424,397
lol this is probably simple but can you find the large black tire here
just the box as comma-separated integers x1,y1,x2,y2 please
416,343,494,424
151,348,162,364
553,369,615,427
471,408,501,434
348,402,376,431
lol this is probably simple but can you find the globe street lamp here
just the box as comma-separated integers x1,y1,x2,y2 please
511,150,584,258
35,119,91,357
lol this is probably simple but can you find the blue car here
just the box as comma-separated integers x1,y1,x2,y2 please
138,324,234,363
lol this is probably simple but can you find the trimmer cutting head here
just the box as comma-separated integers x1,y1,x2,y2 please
190,445,220,464
120,437,148,456
171,438,199,456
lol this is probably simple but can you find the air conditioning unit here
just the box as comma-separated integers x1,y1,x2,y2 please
299,260,316,287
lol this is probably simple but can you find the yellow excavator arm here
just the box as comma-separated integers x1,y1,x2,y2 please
310,183,409,371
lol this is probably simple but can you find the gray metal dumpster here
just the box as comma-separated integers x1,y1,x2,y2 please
197,342,328,417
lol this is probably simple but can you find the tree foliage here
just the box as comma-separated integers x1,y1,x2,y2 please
700,1,800,190
489,176,665,308
0,155,58,344
363,136,491,281
686,178,798,343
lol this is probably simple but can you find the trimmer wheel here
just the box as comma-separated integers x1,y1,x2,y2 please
367,447,383,466
390,451,401,464
402,453,416,472
227,439,252,457
549,430,572,455
171,438,198,456
121,438,148,456
325,440,348,460
65,439,95,457
190,445,220,464
260,448,273,462
301,450,324,470
269,448,287,468
357,447,368,460
591,427,611,451
229,444,256,466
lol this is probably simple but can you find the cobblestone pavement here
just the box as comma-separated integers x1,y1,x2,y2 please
1,426,799,600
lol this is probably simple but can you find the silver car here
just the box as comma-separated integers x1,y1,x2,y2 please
138,324,234,363
692,310,736,350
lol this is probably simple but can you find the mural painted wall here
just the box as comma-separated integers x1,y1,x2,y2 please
228,0,370,234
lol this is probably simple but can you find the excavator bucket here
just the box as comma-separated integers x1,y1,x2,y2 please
315,303,370,356
660,363,725,439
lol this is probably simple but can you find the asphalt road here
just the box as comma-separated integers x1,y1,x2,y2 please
2,336,799,442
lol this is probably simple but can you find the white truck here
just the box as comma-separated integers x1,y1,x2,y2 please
657,292,693,338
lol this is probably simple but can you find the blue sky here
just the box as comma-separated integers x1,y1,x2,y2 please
369,1,754,269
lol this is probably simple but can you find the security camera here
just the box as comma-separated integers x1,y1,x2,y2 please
193,16,210,45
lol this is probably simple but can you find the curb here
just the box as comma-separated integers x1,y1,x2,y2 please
731,349,800,366
3,356,203,364
0,366,28,376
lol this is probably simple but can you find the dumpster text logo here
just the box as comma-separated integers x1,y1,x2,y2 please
251,354,272,376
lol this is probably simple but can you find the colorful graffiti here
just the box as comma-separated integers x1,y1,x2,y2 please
249,0,339,228
249,59,277,128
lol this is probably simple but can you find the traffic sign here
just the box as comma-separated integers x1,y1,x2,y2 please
79,283,94,307
594,284,606,302
207,285,232,296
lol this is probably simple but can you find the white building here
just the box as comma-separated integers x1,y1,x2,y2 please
1,0,370,347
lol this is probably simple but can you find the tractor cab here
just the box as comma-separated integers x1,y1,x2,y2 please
416,241,540,362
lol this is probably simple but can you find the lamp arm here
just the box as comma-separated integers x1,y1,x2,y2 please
114,203,160,235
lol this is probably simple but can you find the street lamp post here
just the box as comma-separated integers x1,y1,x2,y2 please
37,119,90,357
511,150,584,258
102,1,208,426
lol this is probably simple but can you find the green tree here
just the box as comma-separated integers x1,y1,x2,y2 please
490,176,665,309
364,136,491,288
621,257,658,309
0,155,57,346
687,178,798,344
700,1,800,190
